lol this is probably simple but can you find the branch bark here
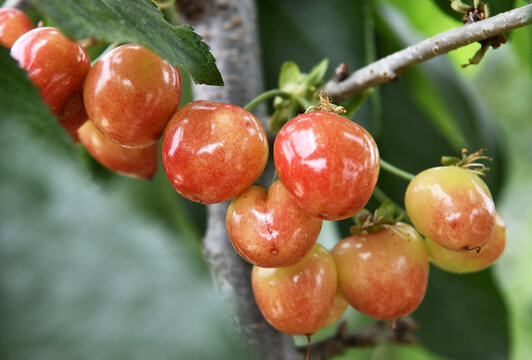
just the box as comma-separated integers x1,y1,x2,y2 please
324,4,532,101
179,1,299,359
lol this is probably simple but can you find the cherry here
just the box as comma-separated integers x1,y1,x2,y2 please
83,44,181,148
405,166,495,251
426,212,506,273
323,291,348,327
332,223,429,320
273,111,379,221
11,27,90,115
58,88,88,143
0,8,34,49
226,180,322,267
78,120,158,180
252,244,337,335
162,100,269,204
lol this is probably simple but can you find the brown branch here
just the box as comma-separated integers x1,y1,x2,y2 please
324,4,532,101
179,1,299,359
299,318,419,360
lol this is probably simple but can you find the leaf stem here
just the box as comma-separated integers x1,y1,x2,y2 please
243,89,291,112
380,159,415,181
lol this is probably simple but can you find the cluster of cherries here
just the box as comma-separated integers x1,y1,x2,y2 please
2,7,506,342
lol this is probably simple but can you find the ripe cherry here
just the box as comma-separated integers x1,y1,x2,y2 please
0,8,34,49
162,100,268,204
323,291,348,327
252,244,337,335
59,88,88,142
226,180,322,268
84,44,181,147
426,212,506,273
11,27,90,115
273,111,379,221
78,120,158,180
332,223,429,320
405,166,495,251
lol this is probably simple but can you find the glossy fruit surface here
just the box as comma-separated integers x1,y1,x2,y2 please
427,212,506,273
162,100,268,204
78,121,158,179
11,27,90,115
226,180,322,267
84,44,181,147
0,8,34,49
59,88,88,142
405,166,495,251
252,244,337,335
332,223,429,320
273,111,379,220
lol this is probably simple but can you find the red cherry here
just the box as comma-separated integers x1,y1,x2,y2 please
83,44,181,148
58,88,88,143
226,180,322,267
332,223,429,320
11,27,90,115
162,100,269,204
78,120,158,180
274,111,379,220
405,166,495,251
252,244,337,335
0,8,34,49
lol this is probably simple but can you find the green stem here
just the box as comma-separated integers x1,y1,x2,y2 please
91,41,120,66
295,97,312,111
243,89,291,112
380,159,415,181
372,186,409,221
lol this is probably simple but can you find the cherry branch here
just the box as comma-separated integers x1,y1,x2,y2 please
299,318,419,360
324,4,532,101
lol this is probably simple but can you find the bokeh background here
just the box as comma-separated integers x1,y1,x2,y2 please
1,0,531,359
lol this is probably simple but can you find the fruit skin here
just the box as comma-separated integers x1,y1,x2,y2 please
0,8,34,49
273,111,379,221
226,180,322,268
162,100,268,204
59,88,88,143
83,44,181,148
78,120,158,180
323,291,348,327
11,27,90,115
405,166,495,251
426,212,506,273
252,244,337,335
332,223,429,320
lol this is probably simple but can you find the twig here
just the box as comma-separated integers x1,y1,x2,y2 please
324,4,532,101
297,318,419,360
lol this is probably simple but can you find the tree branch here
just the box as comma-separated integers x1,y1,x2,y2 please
178,1,299,359
324,4,532,101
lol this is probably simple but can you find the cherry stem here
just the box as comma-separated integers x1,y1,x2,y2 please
380,159,415,181
391,319,398,345
305,334,312,360
91,41,121,66
243,89,291,112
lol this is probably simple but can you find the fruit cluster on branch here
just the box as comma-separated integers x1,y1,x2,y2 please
1,6,508,357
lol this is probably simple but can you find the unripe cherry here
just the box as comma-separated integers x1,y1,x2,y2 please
0,8,34,49
252,244,337,335
405,166,495,251
426,212,506,273
78,120,158,180
11,27,90,115
226,180,322,268
274,111,379,221
162,100,268,204
332,223,429,320
323,291,349,327
84,44,181,147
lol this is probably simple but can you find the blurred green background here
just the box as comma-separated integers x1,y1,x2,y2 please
1,0,531,359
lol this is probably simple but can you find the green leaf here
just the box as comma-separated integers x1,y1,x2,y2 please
278,61,303,90
301,58,329,89
29,0,223,85
0,47,75,155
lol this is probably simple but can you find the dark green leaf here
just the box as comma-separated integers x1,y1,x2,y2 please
29,0,223,85
0,47,75,155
